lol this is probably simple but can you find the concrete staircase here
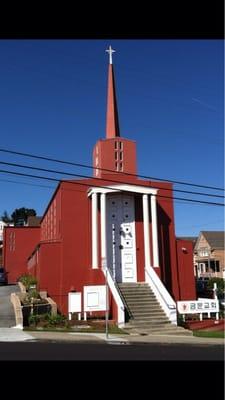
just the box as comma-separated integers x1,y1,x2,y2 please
118,282,192,336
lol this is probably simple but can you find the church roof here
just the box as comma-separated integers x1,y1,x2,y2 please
106,46,120,139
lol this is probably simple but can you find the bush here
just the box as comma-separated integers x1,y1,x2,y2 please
207,278,225,297
28,313,68,328
18,274,37,290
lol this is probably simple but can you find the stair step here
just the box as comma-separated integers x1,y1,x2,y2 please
122,295,156,300
125,297,160,307
130,308,165,315
129,305,163,311
120,287,153,293
131,313,166,319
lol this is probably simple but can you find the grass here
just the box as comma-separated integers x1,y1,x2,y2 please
193,330,225,339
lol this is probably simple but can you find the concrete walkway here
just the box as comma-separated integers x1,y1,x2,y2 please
24,330,225,345
0,285,17,327
0,328,35,342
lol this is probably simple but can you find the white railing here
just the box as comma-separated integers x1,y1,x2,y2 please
102,267,125,327
145,266,177,324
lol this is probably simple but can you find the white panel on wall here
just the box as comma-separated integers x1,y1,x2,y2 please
68,292,82,313
84,285,107,311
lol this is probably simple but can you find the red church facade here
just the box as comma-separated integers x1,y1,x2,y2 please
3,48,196,326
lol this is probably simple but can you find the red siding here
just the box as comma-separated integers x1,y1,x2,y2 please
176,239,196,300
3,227,40,283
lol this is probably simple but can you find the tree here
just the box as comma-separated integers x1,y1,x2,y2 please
207,277,225,298
1,210,12,224
11,208,37,226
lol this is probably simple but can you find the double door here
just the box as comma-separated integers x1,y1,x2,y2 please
106,194,137,282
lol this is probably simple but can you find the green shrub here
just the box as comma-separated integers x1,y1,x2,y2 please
45,314,67,326
207,278,225,297
18,274,37,290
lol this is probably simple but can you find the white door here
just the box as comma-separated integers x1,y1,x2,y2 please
106,194,137,283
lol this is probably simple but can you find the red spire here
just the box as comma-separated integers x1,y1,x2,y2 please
106,46,120,139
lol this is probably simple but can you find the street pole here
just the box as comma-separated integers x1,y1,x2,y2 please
105,267,109,340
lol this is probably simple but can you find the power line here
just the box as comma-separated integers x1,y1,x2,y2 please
0,168,224,207
0,178,55,190
0,177,221,209
0,160,224,201
0,147,223,192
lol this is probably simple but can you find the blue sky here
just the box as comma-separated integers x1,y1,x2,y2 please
0,39,223,236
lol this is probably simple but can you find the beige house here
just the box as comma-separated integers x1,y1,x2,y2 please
194,231,225,279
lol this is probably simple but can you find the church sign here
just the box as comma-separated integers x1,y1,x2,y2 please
177,299,219,321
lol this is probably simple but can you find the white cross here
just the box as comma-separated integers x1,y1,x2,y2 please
106,45,115,64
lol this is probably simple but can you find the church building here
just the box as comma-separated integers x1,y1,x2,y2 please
3,47,196,328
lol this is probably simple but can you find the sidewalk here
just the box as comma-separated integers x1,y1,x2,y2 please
23,330,225,345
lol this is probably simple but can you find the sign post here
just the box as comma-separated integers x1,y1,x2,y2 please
105,267,109,340
102,257,109,340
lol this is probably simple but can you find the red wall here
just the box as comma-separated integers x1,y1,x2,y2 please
176,239,196,300
93,138,137,178
3,227,40,283
7,175,196,320
35,176,194,316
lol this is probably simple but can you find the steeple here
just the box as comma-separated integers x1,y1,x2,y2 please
92,47,137,178
105,46,120,139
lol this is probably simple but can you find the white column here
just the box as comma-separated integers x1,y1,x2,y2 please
91,192,98,268
151,194,159,267
100,193,107,264
142,194,151,268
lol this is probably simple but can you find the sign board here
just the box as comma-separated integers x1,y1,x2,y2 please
68,292,82,313
84,285,106,312
177,299,219,314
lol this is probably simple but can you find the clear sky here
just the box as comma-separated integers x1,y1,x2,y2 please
0,39,223,236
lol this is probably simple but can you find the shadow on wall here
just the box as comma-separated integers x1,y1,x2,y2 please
157,203,172,293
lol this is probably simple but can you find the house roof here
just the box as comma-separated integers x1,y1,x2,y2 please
177,236,198,244
27,216,42,227
200,231,224,250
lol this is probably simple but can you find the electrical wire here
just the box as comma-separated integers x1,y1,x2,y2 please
0,160,224,200
0,168,224,207
0,147,223,192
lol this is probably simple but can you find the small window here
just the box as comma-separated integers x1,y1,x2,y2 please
114,151,118,160
119,151,123,160
119,162,123,171
119,142,123,150
114,141,118,150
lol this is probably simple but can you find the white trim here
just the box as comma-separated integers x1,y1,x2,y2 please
88,184,158,197
91,192,98,268
102,267,125,327
100,193,107,262
151,194,159,267
145,266,177,324
142,194,151,271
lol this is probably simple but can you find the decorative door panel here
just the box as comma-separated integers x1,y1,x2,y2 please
106,194,137,283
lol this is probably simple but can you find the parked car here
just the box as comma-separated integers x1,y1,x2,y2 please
0,268,8,285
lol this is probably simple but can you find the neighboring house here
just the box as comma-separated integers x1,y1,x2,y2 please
26,216,42,227
0,220,7,266
194,231,225,279
3,50,196,325
0,220,7,242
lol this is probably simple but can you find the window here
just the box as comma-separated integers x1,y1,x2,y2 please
198,248,210,257
119,142,123,150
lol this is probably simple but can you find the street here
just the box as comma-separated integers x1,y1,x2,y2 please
0,341,223,361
